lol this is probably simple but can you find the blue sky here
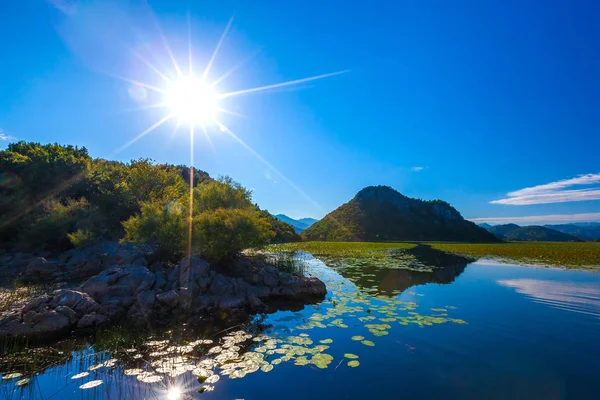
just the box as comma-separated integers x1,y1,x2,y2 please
1,0,599,223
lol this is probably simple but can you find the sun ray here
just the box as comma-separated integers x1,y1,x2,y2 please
214,120,324,212
219,70,350,99
131,50,172,84
216,107,245,118
187,124,195,260
201,123,217,154
201,16,234,83
118,102,169,115
210,47,263,89
167,119,182,145
144,0,183,78
113,113,174,155
187,11,193,75
106,72,168,94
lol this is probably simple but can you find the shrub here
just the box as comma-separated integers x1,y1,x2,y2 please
67,229,97,248
122,200,187,260
18,198,98,252
191,208,275,262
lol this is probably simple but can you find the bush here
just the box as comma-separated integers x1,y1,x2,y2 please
122,200,186,260
191,208,274,262
18,198,98,252
67,229,97,249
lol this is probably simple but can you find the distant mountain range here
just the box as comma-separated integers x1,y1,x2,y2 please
302,186,498,242
274,214,318,233
543,223,600,241
480,223,582,242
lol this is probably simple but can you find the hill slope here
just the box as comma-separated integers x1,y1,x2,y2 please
544,223,600,241
487,224,581,242
275,214,318,233
301,186,498,242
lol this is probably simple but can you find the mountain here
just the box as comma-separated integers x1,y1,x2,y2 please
301,185,498,242
477,223,493,229
544,223,600,241
487,224,581,242
274,214,318,233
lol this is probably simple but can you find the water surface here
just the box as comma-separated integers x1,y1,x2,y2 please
1,254,599,399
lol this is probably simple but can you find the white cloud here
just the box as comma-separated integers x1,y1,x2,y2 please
469,212,600,224
48,0,78,15
410,166,425,172
491,173,600,205
0,129,15,141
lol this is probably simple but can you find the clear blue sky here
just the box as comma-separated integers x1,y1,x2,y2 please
2,0,599,224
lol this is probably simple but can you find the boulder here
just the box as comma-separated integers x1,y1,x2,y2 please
51,290,99,316
167,256,210,289
79,265,155,305
209,274,234,296
29,311,71,335
156,290,180,308
77,312,108,329
25,257,62,281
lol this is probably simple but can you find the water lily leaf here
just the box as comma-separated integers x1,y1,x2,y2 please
361,340,375,347
430,308,446,312
71,372,90,379
319,338,333,344
230,369,247,379
344,353,359,359
79,380,103,389
351,336,365,341
347,360,360,367
261,364,274,372
205,375,220,384
16,378,30,386
2,372,22,380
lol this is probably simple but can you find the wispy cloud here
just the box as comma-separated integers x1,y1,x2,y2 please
498,279,600,318
469,212,600,224
47,0,77,15
0,129,15,141
410,166,425,172
491,173,600,205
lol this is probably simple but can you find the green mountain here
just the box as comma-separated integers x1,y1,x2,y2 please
487,224,581,242
275,214,318,233
301,185,498,242
544,223,600,241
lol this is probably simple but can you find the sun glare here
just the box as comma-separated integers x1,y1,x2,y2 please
166,387,181,400
165,76,219,125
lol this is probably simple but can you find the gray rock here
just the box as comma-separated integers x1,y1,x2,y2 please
168,256,210,288
25,257,63,281
55,306,78,324
79,265,155,304
77,312,107,329
209,274,234,296
22,296,51,315
153,272,167,290
22,311,37,324
156,290,179,307
51,290,99,315
29,311,71,334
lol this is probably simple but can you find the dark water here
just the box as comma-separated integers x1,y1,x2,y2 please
1,254,599,399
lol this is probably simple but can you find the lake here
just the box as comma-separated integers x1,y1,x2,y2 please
1,252,599,399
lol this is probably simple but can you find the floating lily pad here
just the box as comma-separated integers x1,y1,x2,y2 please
79,380,103,389
344,353,359,359
3,372,23,380
319,338,333,344
16,378,31,386
351,335,365,341
347,360,360,367
361,340,375,347
71,372,90,379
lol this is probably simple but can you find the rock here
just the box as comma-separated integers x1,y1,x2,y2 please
218,296,246,310
22,296,51,315
248,296,266,313
168,256,210,289
66,250,87,267
79,265,155,304
22,311,37,324
156,290,179,307
55,306,78,324
209,274,234,296
262,266,279,289
153,272,167,290
29,311,71,335
51,290,99,316
25,257,62,281
77,312,108,329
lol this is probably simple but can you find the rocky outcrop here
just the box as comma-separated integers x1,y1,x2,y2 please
0,252,326,339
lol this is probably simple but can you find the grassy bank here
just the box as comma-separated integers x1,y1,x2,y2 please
268,241,600,269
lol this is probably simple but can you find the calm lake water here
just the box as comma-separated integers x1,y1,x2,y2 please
1,253,599,399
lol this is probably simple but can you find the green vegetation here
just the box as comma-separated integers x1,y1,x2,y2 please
301,185,498,243
269,241,600,268
0,141,296,262
429,242,600,268
268,241,415,258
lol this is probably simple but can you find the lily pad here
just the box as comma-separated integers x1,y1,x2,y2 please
344,353,359,359
347,360,360,367
319,338,333,344
16,378,31,386
2,372,22,380
361,340,375,347
79,380,103,389
351,335,365,341
71,372,90,379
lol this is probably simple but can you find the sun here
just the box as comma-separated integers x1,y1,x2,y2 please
165,76,219,125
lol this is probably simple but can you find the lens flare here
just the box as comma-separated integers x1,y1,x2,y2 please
165,76,219,126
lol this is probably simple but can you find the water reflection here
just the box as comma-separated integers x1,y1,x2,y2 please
334,245,470,296
498,278,600,318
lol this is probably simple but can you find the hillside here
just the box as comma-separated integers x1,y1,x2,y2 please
486,224,581,242
275,214,318,233
301,186,498,242
544,223,600,241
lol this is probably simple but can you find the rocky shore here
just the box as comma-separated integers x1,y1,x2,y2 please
0,242,326,338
